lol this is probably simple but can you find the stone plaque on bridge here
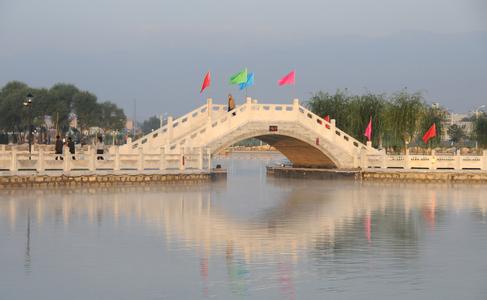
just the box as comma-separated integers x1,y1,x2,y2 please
269,125,278,132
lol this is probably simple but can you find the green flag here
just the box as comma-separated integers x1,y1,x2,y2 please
229,68,248,85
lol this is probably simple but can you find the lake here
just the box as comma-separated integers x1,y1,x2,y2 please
1,153,487,299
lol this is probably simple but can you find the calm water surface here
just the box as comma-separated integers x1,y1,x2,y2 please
1,153,487,299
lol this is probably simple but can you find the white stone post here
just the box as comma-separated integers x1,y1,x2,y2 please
431,149,436,170
293,99,299,121
455,149,461,170
207,98,213,121
404,147,410,169
167,116,174,141
89,146,96,172
198,147,203,170
63,145,69,172
38,147,45,172
10,147,17,172
207,148,211,170
114,146,120,171
483,150,487,171
179,146,185,171
138,147,144,171
160,146,166,171
330,119,337,141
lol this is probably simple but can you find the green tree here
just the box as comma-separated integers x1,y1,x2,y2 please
140,116,162,134
97,101,126,131
473,113,487,148
72,91,100,131
0,81,30,132
383,91,426,149
447,124,466,144
46,83,79,132
419,105,448,147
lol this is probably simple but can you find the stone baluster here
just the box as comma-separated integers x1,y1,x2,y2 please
455,149,461,170
160,146,166,171
207,98,213,121
114,146,120,171
63,145,69,172
330,119,337,141
207,148,211,170
38,147,45,172
483,150,487,171
89,146,96,172
431,149,436,170
10,146,17,172
179,147,185,171
167,116,174,141
138,147,144,171
404,147,410,169
198,147,203,170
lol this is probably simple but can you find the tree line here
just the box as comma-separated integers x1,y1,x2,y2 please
0,81,127,143
307,89,487,150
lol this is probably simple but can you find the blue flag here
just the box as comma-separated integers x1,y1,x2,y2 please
239,73,254,90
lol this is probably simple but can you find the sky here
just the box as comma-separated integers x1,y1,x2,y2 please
1,0,486,120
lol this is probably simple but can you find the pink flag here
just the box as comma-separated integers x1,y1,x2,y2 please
364,117,372,141
278,70,295,86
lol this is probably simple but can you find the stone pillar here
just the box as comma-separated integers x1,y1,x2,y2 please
483,150,487,171
404,147,410,169
63,145,69,172
138,147,144,171
431,149,436,170
455,150,461,170
198,147,203,170
207,148,212,170
10,147,17,172
89,147,96,172
167,116,174,141
114,146,120,171
207,98,213,120
38,147,45,172
159,146,166,171
330,119,337,141
179,146,185,171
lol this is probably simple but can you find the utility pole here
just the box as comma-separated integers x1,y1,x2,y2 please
133,99,137,138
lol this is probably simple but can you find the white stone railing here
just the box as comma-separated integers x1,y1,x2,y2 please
0,145,211,173
122,101,227,153
365,150,487,171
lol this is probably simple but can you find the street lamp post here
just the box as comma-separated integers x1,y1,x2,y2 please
23,93,33,159
474,105,485,149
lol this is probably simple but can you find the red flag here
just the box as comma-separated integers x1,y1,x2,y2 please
278,70,295,86
200,71,211,93
364,117,372,141
422,123,437,144
324,115,330,122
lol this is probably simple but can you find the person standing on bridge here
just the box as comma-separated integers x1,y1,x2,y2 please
228,94,236,115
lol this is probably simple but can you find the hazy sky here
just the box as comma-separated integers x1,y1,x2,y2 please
1,0,486,119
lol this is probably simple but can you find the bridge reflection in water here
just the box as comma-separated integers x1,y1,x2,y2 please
1,172,487,298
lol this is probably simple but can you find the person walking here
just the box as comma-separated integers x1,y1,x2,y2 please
67,137,75,160
227,94,236,115
55,135,63,160
96,136,105,160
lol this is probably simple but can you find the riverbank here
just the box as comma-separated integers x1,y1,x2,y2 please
267,166,487,183
0,169,227,188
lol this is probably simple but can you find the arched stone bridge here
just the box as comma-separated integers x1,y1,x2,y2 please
121,98,380,169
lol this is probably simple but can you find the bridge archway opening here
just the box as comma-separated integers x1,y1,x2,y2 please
224,134,339,169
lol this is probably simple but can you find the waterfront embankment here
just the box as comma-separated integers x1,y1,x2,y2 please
267,166,487,183
0,169,227,188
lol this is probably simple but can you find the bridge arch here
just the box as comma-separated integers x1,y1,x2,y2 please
206,127,346,169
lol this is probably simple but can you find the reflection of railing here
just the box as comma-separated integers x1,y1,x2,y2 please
365,150,487,170
0,146,211,172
